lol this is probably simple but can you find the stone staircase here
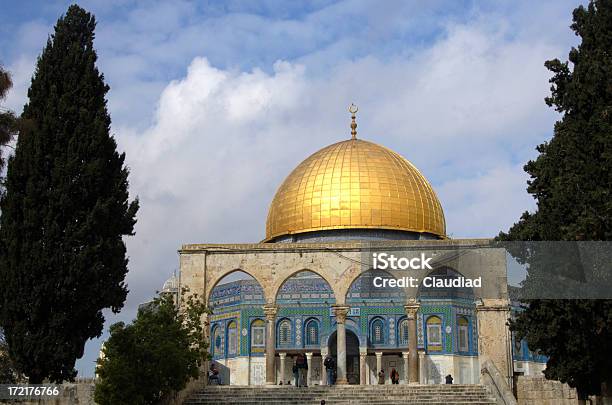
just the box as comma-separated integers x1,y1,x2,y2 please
183,385,498,404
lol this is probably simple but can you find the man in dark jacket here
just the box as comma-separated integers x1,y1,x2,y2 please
323,355,336,385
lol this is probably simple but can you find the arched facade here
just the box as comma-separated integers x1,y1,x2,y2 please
179,240,529,386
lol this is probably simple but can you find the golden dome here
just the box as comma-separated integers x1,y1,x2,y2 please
264,137,446,241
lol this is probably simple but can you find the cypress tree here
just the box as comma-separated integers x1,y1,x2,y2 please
0,5,138,383
499,0,612,401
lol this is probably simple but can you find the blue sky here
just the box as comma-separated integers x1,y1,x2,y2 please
1,0,583,377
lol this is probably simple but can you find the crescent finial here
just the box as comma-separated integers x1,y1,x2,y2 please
349,103,358,139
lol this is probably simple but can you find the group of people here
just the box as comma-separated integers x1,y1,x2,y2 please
377,368,400,384
291,353,309,387
284,354,336,386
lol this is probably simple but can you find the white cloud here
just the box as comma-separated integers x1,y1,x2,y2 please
437,164,536,238
114,15,563,318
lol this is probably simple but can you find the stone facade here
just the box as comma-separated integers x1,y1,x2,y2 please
516,376,579,405
178,239,539,387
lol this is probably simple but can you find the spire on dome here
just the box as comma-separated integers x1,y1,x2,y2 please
349,103,358,139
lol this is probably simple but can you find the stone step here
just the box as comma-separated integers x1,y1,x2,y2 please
188,390,487,397
184,398,496,405
193,389,491,392
191,394,492,397
188,392,488,398
183,384,496,405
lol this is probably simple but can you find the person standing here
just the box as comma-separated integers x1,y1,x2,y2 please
208,362,222,385
390,368,399,385
323,355,336,385
296,353,308,387
293,358,300,387
378,369,385,384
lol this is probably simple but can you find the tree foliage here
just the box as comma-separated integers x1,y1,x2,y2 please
94,291,210,405
498,0,612,399
0,65,18,173
0,5,138,383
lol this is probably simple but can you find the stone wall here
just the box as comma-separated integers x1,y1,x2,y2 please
7,381,97,405
476,300,513,384
516,376,578,405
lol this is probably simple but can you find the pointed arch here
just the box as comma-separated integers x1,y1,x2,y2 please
274,269,336,304
304,317,320,346
207,268,268,305
208,269,266,309
369,317,386,346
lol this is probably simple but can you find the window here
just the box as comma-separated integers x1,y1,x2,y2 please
251,319,265,349
305,319,319,346
457,316,469,352
371,318,385,345
227,321,238,356
399,319,409,346
212,325,223,357
426,316,442,351
279,319,292,346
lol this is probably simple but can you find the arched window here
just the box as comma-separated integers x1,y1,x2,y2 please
457,316,469,352
251,319,265,353
227,321,238,356
371,318,385,345
426,316,442,351
212,324,223,358
398,318,409,346
305,319,319,346
278,319,292,346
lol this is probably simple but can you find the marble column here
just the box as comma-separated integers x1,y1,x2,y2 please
375,352,383,383
320,348,328,385
305,352,313,387
264,304,278,385
402,352,409,384
405,302,420,384
359,349,367,385
333,305,350,385
279,353,286,385
418,351,427,384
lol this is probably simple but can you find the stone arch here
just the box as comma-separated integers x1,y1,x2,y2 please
206,268,268,305
273,269,337,304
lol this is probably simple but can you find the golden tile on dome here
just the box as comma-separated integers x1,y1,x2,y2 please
264,136,445,241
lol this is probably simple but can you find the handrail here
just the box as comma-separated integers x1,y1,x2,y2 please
481,358,517,405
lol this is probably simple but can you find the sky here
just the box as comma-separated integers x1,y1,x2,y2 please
0,0,584,377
